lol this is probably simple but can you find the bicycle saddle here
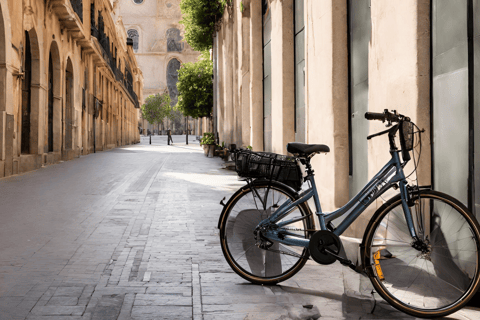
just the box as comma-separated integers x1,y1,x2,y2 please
287,143,330,156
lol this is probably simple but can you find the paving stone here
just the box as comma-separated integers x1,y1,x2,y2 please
26,317,82,320
46,297,79,306
91,294,124,320
30,306,85,316
53,287,84,297
134,294,192,306
131,306,193,320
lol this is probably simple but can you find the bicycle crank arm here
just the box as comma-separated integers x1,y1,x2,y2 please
324,248,358,271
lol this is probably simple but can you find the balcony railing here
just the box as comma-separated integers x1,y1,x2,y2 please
91,24,99,39
89,8,140,109
70,0,83,22
115,68,124,83
82,88,86,110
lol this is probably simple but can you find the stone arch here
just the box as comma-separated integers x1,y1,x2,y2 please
20,27,41,154
47,40,62,153
65,57,74,150
166,58,181,107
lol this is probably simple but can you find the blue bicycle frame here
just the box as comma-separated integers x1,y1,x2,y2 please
259,149,417,249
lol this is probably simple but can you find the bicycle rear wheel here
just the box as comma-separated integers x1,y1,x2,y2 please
363,190,480,318
219,180,313,285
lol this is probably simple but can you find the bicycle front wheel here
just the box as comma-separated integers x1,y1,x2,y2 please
219,180,313,285
363,190,480,318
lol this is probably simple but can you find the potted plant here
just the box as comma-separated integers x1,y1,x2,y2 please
200,132,216,158
215,141,227,158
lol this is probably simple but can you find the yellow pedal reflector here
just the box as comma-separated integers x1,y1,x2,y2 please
374,251,385,281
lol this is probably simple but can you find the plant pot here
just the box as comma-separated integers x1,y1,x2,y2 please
222,148,230,161
207,144,215,158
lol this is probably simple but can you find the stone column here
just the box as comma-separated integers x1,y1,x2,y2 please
216,30,225,144
249,0,263,151
234,0,242,147
270,0,295,155
241,0,251,148
223,14,234,146
305,0,348,210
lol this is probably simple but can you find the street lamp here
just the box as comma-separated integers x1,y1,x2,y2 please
185,116,188,145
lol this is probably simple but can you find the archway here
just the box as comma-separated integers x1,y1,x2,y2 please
21,31,32,154
65,58,74,150
21,28,40,155
47,41,61,153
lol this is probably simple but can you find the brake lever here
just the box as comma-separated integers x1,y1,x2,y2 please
367,127,392,140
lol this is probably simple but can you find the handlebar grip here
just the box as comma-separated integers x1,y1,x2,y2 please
365,112,385,121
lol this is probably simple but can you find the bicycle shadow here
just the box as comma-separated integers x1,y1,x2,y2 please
273,284,468,319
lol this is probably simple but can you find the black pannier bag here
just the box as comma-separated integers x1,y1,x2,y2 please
233,149,303,191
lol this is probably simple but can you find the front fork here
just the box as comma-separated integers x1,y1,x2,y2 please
399,182,433,253
399,181,418,239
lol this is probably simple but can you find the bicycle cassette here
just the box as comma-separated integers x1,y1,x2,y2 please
309,230,343,265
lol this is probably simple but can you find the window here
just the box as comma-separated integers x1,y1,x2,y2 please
127,29,139,52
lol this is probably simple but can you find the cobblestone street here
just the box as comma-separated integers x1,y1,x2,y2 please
0,136,479,320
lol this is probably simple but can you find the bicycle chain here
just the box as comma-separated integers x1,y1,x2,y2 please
282,227,316,232
255,227,315,259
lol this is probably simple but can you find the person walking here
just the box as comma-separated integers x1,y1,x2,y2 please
167,128,173,145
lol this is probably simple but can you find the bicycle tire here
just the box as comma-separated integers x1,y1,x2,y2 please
219,180,314,285
362,190,480,318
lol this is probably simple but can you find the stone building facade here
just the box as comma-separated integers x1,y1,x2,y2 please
0,0,143,178
113,0,200,135
213,0,480,235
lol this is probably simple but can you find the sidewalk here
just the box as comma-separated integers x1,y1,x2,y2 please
0,141,478,319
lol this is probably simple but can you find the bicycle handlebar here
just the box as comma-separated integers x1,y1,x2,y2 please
365,112,386,121
365,109,409,123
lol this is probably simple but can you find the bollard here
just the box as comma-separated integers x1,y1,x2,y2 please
149,134,151,145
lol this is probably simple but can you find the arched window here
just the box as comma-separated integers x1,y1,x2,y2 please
127,29,139,52
167,59,181,106
166,28,184,52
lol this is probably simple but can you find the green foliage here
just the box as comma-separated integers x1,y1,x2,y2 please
180,0,229,51
246,145,252,150
240,1,244,13
141,92,172,125
170,108,185,132
176,51,213,119
217,141,226,149
201,132,215,145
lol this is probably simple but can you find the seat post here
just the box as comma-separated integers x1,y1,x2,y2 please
303,157,315,176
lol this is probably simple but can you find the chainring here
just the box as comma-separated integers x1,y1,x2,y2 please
308,230,343,265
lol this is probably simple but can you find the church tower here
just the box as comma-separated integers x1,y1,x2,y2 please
114,0,201,134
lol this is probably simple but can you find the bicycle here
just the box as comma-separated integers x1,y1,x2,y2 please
218,110,480,318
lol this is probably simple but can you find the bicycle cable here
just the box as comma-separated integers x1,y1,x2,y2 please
379,123,423,203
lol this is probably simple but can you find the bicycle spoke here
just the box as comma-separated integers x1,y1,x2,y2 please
369,193,479,313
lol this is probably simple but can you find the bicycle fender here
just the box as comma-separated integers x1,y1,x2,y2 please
217,186,249,230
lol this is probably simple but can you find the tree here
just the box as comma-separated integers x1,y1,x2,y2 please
141,92,172,128
179,0,229,51
175,51,213,119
